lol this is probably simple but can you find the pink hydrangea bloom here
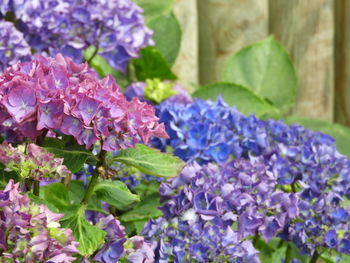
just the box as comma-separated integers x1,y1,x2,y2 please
0,180,79,262
0,54,168,150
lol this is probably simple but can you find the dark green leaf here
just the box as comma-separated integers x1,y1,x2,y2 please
134,0,173,21
132,46,177,81
42,137,65,149
113,144,184,178
42,183,70,211
223,36,297,112
285,116,350,157
94,179,140,210
192,82,280,118
45,147,98,173
61,205,105,256
120,192,162,222
148,12,181,65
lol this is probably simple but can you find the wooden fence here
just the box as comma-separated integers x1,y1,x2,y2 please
172,0,347,125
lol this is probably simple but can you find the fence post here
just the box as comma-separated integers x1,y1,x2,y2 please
335,0,350,126
269,0,334,121
198,0,269,85
172,0,198,92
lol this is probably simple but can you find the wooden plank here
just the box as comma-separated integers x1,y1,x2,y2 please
172,0,198,92
269,0,334,121
335,0,350,126
198,0,269,85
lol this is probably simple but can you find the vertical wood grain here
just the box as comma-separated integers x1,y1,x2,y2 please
335,0,350,126
172,0,198,92
269,0,334,121
198,0,269,85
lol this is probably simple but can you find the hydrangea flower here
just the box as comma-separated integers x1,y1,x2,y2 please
125,80,192,105
88,214,154,263
142,160,298,262
0,179,79,262
0,142,71,181
154,97,350,255
0,21,32,72
0,54,168,150
2,0,153,73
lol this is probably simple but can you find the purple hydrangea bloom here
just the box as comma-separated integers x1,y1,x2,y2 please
142,160,298,262
0,180,79,262
154,97,350,255
92,214,154,263
0,21,32,72
5,0,153,73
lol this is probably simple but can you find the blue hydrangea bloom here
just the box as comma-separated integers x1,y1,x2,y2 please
153,97,350,255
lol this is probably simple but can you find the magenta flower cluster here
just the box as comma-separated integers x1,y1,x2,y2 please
0,54,168,150
0,180,79,262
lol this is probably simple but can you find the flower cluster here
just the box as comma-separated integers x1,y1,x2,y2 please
124,79,192,105
0,142,71,181
85,214,154,263
0,180,79,262
0,54,168,150
1,0,153,72
142,160,298,262
154,97,350,255
0,21,32,72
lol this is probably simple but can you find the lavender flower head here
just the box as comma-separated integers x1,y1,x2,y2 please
0,21,31,72
92,214,154,263
142,160,299,262
4,0,153,72
0,180,79,262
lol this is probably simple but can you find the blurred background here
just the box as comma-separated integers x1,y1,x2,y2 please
172,0,347,125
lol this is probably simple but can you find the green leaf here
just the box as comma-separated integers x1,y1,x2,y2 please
113,144,185,178
94,179,140,210
321,250,350,263
223,36,297,112
132,46,177,81
192,82,280,118
134,0,173,21
255,238,309,263
42,137,66,149
285,116,350,157
148,12,181,65
27,193,60,213
68,180,108,214
45,147,98,173
120,192,162,222
61,205,105,256
42,183,70,211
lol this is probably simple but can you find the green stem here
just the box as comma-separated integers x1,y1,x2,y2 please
81,149,106,205
33,180,40,196
310,250,319,263
24,178,33,192
87,44,99,64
